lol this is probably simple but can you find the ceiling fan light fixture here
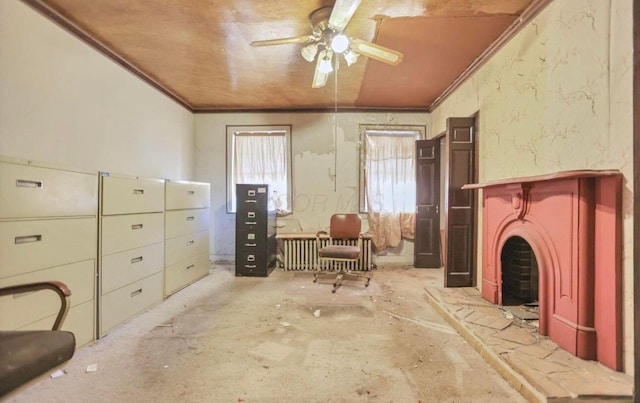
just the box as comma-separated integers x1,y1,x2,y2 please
330,34,349,53
343,49,359,66
301,43,318,62
319,52,334,73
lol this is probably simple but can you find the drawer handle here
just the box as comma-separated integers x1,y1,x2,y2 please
187,190,195,195
186,240,194,246
186,216,195,221
130,288,143,297
247,255,255,262
247,212,255,218
131,224,143,230
133,189,144,195
186,264,195,270
16,179,44,188
245,221,257,225
247,190,256,196
245,200,257,203
245,243,256,247
131,256,144,264
245,265,256,268
15,234,42,244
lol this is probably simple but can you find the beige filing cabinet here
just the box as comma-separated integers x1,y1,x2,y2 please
164,180,210,296
98,173,164,337
0,157,98,348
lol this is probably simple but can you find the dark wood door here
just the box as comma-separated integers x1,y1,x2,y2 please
446,117,476,287
415,139,441,268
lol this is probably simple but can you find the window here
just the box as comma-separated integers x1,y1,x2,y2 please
359,125,425,213
226,125,292,213
359,125,425,251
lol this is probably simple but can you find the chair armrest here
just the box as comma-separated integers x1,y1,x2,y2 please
0,281,71,331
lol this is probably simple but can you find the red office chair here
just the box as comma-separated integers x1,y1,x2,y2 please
313,213,371,293
0,281,76,398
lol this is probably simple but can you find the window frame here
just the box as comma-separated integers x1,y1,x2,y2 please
226,125,293,213
358,124,426,213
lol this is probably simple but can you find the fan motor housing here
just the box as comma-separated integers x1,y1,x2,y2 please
309,7,332,36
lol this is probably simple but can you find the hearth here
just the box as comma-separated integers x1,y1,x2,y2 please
464,170,623,371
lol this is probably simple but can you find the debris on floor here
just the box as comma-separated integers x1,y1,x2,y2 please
85,363,98,373
50,369,66,379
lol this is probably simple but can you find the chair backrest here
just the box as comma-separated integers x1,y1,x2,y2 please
329,214,361,239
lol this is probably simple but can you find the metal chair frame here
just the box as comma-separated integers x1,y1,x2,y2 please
313,213,371,293
0,281,75,398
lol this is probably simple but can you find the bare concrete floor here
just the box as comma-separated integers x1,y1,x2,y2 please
7,265,527,403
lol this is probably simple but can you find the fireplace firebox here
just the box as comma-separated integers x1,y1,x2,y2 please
463,170,623,371
501,236,539,305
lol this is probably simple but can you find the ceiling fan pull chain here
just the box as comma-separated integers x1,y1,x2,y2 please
333,54,339,192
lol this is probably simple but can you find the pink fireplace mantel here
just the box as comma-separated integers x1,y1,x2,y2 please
463,170,623,371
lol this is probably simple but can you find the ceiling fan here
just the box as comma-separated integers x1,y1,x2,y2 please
250,0,403,88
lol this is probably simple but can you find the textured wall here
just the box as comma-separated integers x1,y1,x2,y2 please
430,0,634,374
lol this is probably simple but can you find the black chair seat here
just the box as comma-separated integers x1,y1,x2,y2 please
0,330,76,396
0,280,76,398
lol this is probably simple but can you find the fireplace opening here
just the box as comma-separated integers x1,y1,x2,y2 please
501,236,539,307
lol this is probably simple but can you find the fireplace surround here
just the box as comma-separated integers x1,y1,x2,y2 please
464,170,623,371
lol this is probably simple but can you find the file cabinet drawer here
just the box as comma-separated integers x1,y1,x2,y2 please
0,259,95,329
165,230,209,267
100,272,163,336
101,212,164,255
0,161,97,219
165,253,209,295
165,181,210,210
101,175,164,215
0,218,97,279
101,242,164,294
165,209,209,238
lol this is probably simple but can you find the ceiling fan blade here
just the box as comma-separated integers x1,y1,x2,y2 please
328,0,362,31
312,50,329,88
250,35,314,47
349,38,403,65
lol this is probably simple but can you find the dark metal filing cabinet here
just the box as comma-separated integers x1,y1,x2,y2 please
235,184,276,277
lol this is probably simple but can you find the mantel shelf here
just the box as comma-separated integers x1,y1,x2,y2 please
462,169,621,190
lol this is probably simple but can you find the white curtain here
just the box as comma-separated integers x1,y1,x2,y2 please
233,133,288,212
365,133,416,251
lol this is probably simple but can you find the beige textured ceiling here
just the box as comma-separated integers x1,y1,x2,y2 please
27,0,537,111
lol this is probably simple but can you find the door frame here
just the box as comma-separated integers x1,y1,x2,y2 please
432,132,447,268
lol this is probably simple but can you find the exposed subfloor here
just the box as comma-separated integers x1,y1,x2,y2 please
7,265,527,403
